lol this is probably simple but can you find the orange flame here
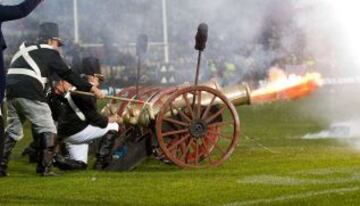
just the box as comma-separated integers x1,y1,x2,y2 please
251,67,323,104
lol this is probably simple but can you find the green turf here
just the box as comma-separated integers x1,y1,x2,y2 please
1,89,360,206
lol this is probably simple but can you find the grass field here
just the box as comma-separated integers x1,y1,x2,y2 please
1,89,360,206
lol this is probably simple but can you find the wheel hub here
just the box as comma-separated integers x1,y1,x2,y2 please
189,119,208,138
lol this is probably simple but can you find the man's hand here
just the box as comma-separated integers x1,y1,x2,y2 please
108,114,122,124
90,86,105,99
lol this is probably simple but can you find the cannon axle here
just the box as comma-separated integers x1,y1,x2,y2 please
189,119,208,139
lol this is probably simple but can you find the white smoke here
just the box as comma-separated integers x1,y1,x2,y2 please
303,120,360,150
290,0,360,152
304,121,360,139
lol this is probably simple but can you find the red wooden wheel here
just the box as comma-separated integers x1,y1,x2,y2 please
156,86,240,168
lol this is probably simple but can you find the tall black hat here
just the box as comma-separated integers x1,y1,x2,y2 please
38,22,63,46
81,57,104,81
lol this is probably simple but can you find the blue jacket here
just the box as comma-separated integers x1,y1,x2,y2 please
0,0,41,50
0,0,41,103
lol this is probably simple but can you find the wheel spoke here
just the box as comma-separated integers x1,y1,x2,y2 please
194,140,199,165
181,139,194,161
168,134,191,151
170,103,192,123
169,104,176,116
170,146,177,157
201,95,216,119
179,141,187,158
173,140,187,159
164,117,189,127
206,130,220,136
205,106,226,124
162,128,189,137
201,138,213,165
206,135,226,156
183,93,195,119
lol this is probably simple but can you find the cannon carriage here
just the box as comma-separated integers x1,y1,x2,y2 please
101,81,251,169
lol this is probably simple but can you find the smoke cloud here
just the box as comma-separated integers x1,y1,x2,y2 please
296,1,360,146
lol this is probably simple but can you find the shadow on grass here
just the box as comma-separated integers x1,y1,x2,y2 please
134,165,179,173
126,158,180,173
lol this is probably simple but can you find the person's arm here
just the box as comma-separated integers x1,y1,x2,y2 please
73,95,109,128
0,0,42,22
47,50,104,98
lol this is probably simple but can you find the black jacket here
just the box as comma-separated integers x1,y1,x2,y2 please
6,42,92,101
57,92,109,137
0,0,41,50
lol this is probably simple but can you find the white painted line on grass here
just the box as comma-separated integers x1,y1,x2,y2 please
237,175,309,186
223,186,360,206
293,167,360,176
237,174,360,186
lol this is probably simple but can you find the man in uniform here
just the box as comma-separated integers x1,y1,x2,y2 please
0,0,43,174
55,57,121,170
0,23,104,177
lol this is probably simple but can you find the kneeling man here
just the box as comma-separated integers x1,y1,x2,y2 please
55,58,120,170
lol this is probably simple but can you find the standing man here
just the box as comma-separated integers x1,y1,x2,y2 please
0,0,43,176
0,22,104,177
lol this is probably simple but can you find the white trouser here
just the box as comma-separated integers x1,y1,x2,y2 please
64,123,119,163
65,143,89,163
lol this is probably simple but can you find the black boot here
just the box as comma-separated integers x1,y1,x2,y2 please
53,153,87,171
25,127,41,163
21,141,39,164
94,130,118,170
0,133,17,177
36,133,58,176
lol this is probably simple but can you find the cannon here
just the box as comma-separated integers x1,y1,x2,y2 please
102,80,251,169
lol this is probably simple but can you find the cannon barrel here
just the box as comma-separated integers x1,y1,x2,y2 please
221,83,251,106
170,83,250,113
102,81,251,126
